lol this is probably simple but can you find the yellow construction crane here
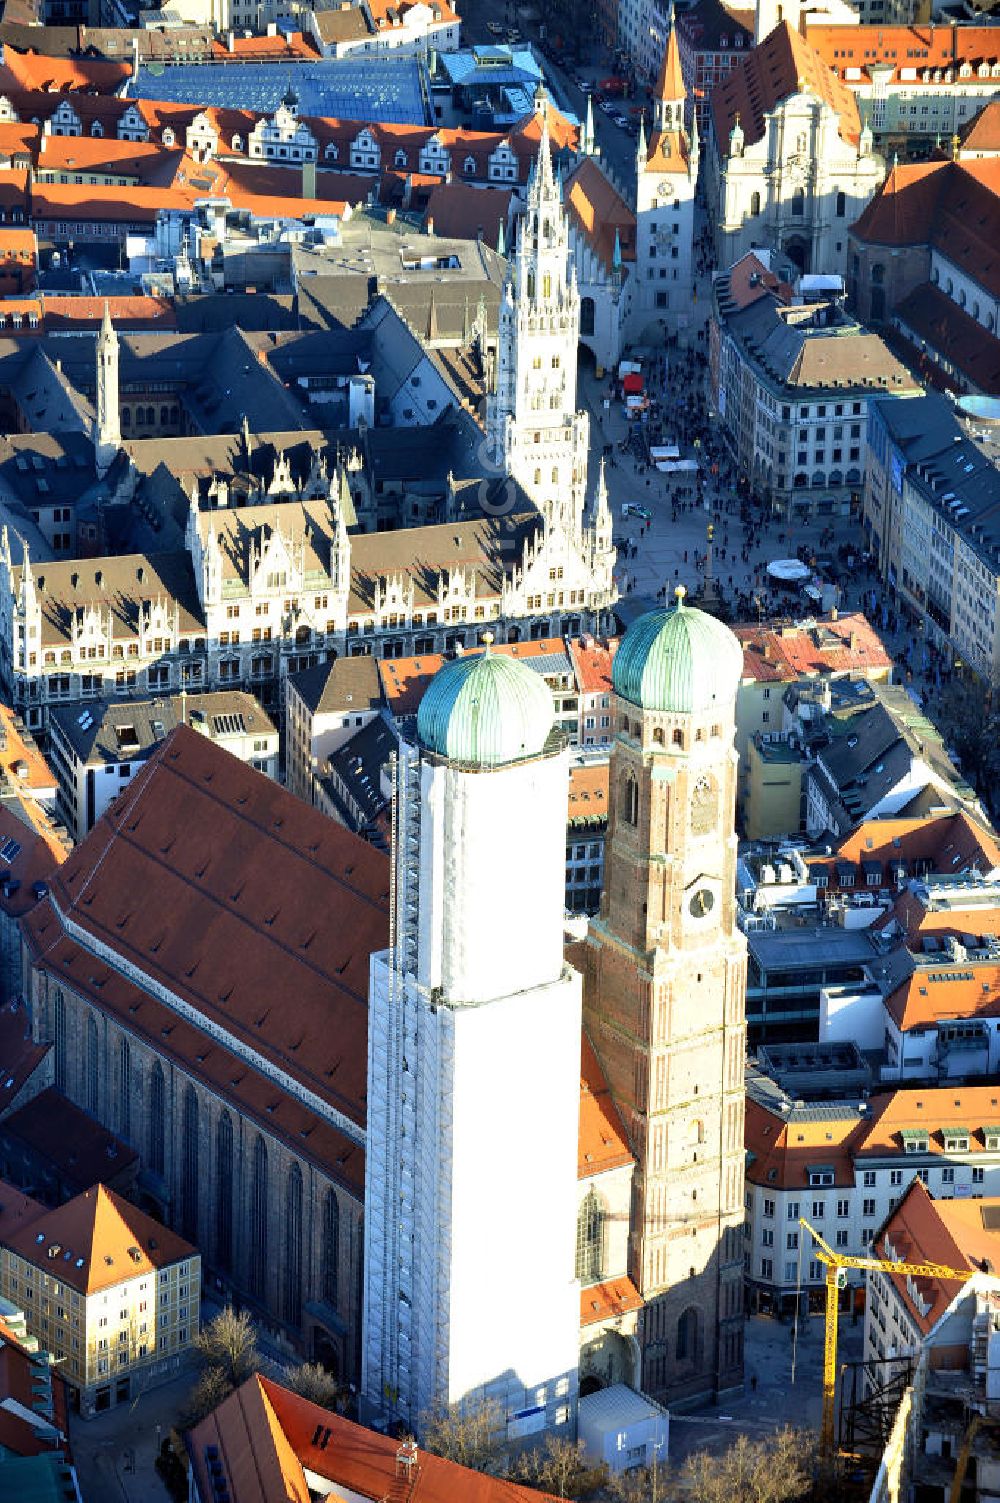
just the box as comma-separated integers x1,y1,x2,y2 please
799,1216,974,1459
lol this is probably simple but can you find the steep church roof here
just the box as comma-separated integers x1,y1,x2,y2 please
712,21,862,153
655,26,686,104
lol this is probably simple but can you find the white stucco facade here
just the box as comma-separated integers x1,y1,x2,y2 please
710,91,883,276
362,738,582,1435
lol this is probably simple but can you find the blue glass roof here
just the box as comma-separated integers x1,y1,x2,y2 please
130,54,431,125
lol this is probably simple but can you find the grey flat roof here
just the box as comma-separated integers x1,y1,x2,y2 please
130,54,430,125
748,926,880,971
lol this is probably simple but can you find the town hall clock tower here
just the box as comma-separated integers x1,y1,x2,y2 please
580,589,747,1406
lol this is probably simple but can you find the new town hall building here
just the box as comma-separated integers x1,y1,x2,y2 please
0,149,615,740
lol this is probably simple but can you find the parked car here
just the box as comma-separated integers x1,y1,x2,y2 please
599,99,615,114
613,113,629,128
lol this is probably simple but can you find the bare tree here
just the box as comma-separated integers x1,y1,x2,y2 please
681,1427,813,1503
179,1364,234,1431
282,1361,345,1411
511,1435,608,1498
606,1455,673,1503
194,1307,260,1387
420,1396,504,1471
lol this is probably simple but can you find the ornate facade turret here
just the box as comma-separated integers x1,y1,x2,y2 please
485,108,590,544
93,301,121,479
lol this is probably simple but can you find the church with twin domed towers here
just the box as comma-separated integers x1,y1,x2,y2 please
361,589,748,1434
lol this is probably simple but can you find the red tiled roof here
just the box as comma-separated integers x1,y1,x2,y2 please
0,1180,195,1294
423,181,512,244
579,1032,632,1178
24,725,390,1191
745,1094,864,1188
894,280,1000,394
189,1374,561,1503
580,1275,643,1327
960,99,1000,154
886,961,1000,1031
734,612,893,683
806,22,1000,86
712,22,862,152
568,763,609,824
567,635,618,696
564,158,636,271
806,809,1000,890
0,1002,49,1117
876,1179,988,1335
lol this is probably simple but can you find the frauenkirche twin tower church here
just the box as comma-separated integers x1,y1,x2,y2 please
362,104,748,1438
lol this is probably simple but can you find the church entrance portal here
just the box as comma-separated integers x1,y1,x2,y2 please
783,235,810,272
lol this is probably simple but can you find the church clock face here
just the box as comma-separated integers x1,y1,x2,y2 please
657,181,673,197
689,886,715,918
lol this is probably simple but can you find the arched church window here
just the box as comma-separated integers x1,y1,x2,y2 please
542,273,552,299
248,1135,268,1299
676,1306,702,1362
215,1111,233,1271
534,468,541,485
323,1190,340,1305
551,466,559,483
53,990,66,1092
791,187,805,217
622,771,639,827
527,272,535,299
653,727,665,745
575,1189,606,1285
284,1163,303,1326
181,1085,199,1243
86,1014,99,1116
691,774,717,836
580,296,596,336
148,1060,165,1176
118,1035,131,1142
672,728,684,748
835,190,846,217
750,190,760,216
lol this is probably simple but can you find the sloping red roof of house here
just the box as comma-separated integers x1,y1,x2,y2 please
580,1276,643,1327
189,1375,562,1503
886,962,1000,1031
734,612,893,684
579,1032,632,1178
876,1179,991,1335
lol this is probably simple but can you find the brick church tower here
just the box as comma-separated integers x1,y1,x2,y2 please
580,588,747,1405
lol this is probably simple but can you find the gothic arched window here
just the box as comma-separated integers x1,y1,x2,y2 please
118,1035,131,1142
181,1086,199,1243
691,775,717,836
249,1135,268,1299
215,1111,233,1271
622,771,639,827
676,1305,702,1362
580,296,595,336
323,1190,340,1306
148,1061,165,1176
750,190,761,216
86,1014,99,1116
284,1163,304,1326
836,190,846,217
791,187,805,216
576,1189,606,1285
542,273,552,299
53,990,66,1092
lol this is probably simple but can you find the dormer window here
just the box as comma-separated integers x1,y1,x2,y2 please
901,1129,928,1154
808,1167,834,1187
943,1130,970,1153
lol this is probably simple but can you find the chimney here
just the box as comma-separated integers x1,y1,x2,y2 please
425,213,433,235
850,630,859,652
387,207,397,226
226,29,235,51
829,605,838,621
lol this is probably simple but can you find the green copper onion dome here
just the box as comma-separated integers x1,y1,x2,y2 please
612,587,744,714
417,639,555,767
